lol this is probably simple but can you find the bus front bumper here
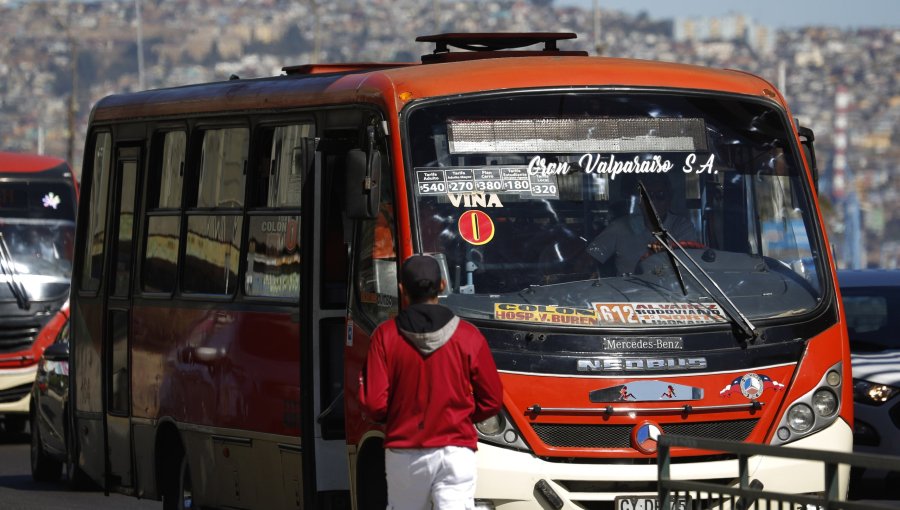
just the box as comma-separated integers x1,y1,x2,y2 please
0,365,38,415
474,419,852,509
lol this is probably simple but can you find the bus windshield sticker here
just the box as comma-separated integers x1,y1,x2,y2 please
42,192,62,209
589,380,704,403
447,193,504,208
494,303,599,326
458,210,495,246
593,303,728,326
414,166,558,199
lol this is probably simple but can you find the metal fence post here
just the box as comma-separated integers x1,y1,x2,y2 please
659,441,672,510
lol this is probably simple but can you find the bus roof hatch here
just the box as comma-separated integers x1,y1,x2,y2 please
416,32,588,63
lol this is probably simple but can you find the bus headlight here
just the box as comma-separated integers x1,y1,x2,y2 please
475,414,505,436
787,404,814,432
812,389,838,416
770,361,843,446
475,410,531,452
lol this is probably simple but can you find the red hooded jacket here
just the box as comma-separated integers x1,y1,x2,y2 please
359,305,503,450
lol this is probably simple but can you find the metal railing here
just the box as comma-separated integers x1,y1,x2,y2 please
658,434,899,510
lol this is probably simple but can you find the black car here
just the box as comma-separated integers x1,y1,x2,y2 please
29,304,90,487
837,269,900,495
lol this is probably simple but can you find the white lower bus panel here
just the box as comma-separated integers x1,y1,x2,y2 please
474,419,852,509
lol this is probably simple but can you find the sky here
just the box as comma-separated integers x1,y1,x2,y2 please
556,0,900,29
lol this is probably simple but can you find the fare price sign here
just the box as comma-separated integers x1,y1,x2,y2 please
415,167,558,198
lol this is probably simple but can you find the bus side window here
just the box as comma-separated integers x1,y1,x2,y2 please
243,123,309,300
196,128,248,209
141,130,186,294
181,127,248,295
354,133,398,323
80,132,112,293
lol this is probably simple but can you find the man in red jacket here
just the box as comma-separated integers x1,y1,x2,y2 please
360,254,503,510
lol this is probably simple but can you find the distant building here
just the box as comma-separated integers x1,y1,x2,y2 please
674,14,774,53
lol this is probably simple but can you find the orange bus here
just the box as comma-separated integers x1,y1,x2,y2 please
70,33,851,509
0,151,77,434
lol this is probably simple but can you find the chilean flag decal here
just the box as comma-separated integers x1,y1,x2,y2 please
719,373,785,399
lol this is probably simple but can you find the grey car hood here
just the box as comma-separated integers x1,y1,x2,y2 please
851,349,900,387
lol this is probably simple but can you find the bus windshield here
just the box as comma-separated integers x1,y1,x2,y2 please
0,219,75,280
406,92,824,329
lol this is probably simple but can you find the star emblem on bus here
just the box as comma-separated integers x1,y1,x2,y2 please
632,421,663,454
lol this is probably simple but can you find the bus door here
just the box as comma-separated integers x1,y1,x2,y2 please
301,130,349,508
102,144,141,490
302,134,352,507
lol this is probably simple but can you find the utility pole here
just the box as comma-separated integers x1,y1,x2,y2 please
592,0,603,55
135,0,145,90
308,0,322,64
433,0,440,33
64,0,77,169
68,36,77,168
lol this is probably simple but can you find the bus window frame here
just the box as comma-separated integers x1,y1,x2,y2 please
146,125,190,212
76,129,114,298
240,117,313,304
139,123,190,299
170,119,248,301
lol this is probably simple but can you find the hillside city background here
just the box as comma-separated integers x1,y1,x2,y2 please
1,0,897,269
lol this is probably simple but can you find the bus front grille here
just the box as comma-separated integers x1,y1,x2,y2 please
0,324,39,353
531,419,759,448
0,383,33,403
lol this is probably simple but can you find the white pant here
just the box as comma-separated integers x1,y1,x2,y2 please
384,446,476,510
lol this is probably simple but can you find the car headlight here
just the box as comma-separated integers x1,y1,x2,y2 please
787,404,814,432
475,410,530,452
812,388,838,416
853,379,899,405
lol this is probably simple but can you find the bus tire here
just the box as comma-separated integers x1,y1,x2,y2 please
355,440,386,510
30,407,62,482
161,442,193,510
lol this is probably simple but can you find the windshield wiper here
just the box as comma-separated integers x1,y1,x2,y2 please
638,181,757,341
0,232,30,310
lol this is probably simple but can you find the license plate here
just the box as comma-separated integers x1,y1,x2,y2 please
615,496,690,510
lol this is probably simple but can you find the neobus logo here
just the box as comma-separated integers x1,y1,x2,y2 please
576,357,708,372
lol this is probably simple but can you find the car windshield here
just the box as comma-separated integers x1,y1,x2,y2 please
842,285,900,352
404,92,825,329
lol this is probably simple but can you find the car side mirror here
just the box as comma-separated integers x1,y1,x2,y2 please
43,341,69,362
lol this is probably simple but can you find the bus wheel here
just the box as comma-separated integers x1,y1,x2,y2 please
30,409,62,482
162,445,193,510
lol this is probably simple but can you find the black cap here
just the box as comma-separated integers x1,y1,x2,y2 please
401,255,442,301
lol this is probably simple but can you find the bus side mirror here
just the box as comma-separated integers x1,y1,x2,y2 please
345,148,382,219
797,124,818,193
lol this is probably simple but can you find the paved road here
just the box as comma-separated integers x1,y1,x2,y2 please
1,427,897,509
0,429,159,510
